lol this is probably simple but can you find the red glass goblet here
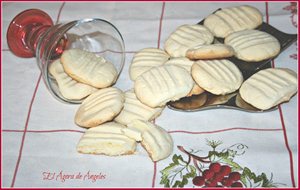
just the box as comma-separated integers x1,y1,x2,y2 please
7,9,125,104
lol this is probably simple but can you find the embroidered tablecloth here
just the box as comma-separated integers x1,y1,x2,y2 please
2,2,298,188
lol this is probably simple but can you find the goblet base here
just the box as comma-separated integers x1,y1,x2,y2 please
7,9,53,58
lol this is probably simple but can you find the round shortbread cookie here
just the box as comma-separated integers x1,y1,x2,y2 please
124,120,173,161
49,59,97,100
192,59,243,95
61,49,118,88
164,57,205,96
129,48,170,81
164,24,214,57
75,87,125,128
134,65,194,107
77,122,136,156
239,68,297,110
204,5,263,38
114,90,164,125
225,30,280,62
186,44,234,60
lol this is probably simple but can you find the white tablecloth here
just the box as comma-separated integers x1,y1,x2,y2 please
2,2,298,188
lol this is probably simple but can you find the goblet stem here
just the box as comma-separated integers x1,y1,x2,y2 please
24,24,51,55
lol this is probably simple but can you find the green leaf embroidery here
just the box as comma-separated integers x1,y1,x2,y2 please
160,154,196,187
240,167,277,187
172,154,185,165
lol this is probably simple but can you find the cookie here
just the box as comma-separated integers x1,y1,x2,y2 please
114,90,164,125
49,59,97,100
164,57,205,96
224,29,280,62
239,68,297,110
164,57,194,71
235,93,258,111
192,59,243,95
125,120,173,161
134,65,194,107
186,44,234,60
164,24,214,57
187,84,205,97
77,122,136,156
129,48,170,81
61,49,118,88
204,5,263,38
122,120,151,141
75,87,125,128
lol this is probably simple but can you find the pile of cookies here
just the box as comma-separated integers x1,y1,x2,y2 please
49,48,173,161
49,48,174,161
129,4,297,111
50,5,297,162
74,86,173,161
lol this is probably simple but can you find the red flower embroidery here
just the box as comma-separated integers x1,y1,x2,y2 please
283,2,297,28
290,53,297,60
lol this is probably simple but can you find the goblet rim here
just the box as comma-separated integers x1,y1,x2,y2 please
41,18,126,104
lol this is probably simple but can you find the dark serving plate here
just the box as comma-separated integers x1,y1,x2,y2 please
167,16,297,113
